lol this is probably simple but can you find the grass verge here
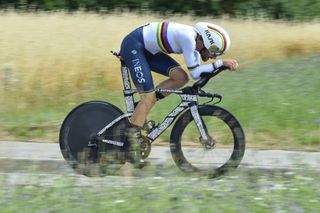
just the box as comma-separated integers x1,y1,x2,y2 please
0,167,319,212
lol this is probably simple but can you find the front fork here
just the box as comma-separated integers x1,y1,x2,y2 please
190,104,209,140
190,104,216,149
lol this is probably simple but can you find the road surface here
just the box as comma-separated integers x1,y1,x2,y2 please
1,141,319,173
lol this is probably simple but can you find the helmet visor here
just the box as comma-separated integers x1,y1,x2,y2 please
208,45,223,57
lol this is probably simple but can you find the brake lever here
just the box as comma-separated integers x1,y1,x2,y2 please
212,94,222,104
202,93,222,105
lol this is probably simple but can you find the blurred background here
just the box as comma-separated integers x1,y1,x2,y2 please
0,0,319,150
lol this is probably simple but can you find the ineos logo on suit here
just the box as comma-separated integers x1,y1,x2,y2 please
131,57,146,84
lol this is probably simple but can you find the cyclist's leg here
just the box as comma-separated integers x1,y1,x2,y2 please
119,28,158,166
120,47,153,93
147,52,189,97
157,66,189,93
120,29,157,128
132,91,157,126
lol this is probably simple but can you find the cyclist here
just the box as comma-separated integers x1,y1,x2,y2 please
119,22,239,166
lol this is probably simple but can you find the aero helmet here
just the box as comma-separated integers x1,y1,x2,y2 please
195,22,231,56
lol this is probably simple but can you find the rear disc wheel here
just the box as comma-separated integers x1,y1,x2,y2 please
59,101,128,176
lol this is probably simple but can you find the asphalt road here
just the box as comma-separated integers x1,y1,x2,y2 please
1,141,319,173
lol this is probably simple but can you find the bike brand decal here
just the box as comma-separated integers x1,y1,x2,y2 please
121,66,131,90
181,94,197,102
168,107,185,117
131,57,146,84
125,96,135,113
234,127,245,141
216,111,229,121
156,88,183,94
179,102,189,107
102,139,124,147
205,29,215,46
227,118,237,128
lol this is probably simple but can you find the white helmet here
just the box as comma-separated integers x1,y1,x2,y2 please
195,22,231,56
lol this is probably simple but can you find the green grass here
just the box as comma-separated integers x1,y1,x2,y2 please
208,54,320,148
0,55,319,149
213,55,320,130
0,168,319,213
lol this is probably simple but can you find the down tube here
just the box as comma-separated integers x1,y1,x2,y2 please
147,101,190,141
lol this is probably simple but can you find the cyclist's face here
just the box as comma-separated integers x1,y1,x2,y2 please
200,48,216,62
196,35,217,61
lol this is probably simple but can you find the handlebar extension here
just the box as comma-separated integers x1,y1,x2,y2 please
192,66,229,89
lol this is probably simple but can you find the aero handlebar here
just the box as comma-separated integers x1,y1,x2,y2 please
192,66,229,89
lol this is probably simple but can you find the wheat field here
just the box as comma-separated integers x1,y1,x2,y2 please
1,12,320,113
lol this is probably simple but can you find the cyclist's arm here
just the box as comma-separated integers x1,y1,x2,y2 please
189,64,213,80
179,33,223,80
183,50,223,80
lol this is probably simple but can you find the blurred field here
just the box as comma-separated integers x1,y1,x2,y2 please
0,12,319,148
1,12,320,111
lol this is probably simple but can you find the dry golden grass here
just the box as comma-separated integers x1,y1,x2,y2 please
1,12,320,112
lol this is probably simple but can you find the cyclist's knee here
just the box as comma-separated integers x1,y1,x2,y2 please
170,67,189,85
179,71,190,85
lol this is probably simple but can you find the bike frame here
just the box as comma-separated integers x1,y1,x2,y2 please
97,60,210,146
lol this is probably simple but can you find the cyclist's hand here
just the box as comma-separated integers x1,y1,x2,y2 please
222,59,239,71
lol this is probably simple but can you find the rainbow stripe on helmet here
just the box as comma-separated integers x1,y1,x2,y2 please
157,22,174,54
208,25,227,53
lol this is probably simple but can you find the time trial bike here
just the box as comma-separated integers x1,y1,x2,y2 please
59,51,245,178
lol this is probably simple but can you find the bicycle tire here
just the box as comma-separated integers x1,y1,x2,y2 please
59,101,128,176
170,105,245,178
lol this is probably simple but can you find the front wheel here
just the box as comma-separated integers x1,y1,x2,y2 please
170,105,245,178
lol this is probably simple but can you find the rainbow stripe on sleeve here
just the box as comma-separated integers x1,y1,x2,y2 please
157,22,174,54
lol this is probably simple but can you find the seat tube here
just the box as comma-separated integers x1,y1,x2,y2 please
190,104,209,140
121,61,131,90
121,61,135,113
